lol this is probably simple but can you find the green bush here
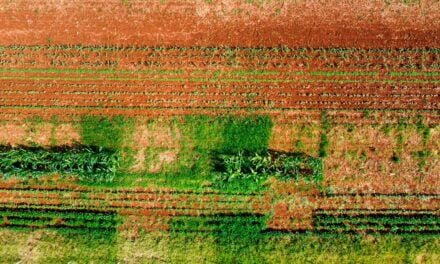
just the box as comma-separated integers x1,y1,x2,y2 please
214,150,323,187
0,145,119,182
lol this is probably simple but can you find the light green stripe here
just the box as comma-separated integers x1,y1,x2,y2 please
0,68,184,75
0,76,439,84
389,71,440,77
0,68,379,77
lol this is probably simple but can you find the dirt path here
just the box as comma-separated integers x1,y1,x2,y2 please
0,0,439,48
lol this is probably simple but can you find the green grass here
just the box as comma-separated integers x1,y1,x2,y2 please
82,115,272,191
170,215,267,235
80,115,134,150
3,230,435,263
221,115,273,153
79,115,135,172
107,115,273,191
163,116,226,182
0,229,117,263
175,115,272,190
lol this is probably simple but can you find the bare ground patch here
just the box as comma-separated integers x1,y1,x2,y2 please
130,119,181,173
269,123,321,156
325,125,439,194
0,121,80,147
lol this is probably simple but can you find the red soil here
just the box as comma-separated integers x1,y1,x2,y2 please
0,0,440,48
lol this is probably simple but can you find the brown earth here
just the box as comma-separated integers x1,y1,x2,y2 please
325,125,440,194
131,119,181,173
0,0,440,48
0,121,79,147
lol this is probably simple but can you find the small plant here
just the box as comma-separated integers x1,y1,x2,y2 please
390,152,401,163
381,123,393,135
294,139,305,151
345,124,356,133
321,111,332,132
416,115,431,146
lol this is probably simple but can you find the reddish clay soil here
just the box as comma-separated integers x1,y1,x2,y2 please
0,0,440,48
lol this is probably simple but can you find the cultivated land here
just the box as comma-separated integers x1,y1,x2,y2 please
0,1,439,263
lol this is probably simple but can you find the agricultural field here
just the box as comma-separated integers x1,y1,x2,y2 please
0,0,439,263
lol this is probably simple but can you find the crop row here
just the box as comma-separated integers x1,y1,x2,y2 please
0,183,269,232
4,67,440,78
313,214,440,233
0,181,438,233
1,107,439,127
0,207,118,230
1,47,440,71
0,66,437,116
0,190,266,205
0,98,436,111
0,180,264,196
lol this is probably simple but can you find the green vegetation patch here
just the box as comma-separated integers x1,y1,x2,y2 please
80,115,134,150
170,214,267,243
0,145,119,182
319,111,332,158
143,115,273,190
1,229,438,263
221,115,273,153
0,229,118,263
213,150,323,190
79,115,135,171
161,116,227,183
314,213,440,233
0,208,119,231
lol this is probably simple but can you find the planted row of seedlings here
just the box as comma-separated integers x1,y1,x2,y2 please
267,192,440,233
0,179,438,233
0,207,118,230
313,211,440,233
0,186,267,232
1,49,440,73
2,45,440,68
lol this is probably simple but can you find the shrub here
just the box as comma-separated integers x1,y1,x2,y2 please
0,145,119,182
214,150,323,187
